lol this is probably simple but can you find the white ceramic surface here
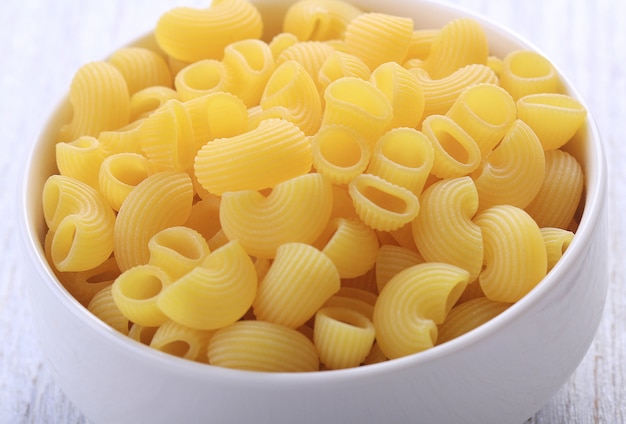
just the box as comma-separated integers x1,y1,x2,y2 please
18,1,608,423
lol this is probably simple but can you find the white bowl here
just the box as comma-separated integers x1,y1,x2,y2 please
19,1,608,423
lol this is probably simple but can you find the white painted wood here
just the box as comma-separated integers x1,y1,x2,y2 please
1,1,623,423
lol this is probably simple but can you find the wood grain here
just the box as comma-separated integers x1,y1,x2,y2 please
1,1,624,423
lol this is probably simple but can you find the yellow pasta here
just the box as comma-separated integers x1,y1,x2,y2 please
349,173,420,232
283,0,362,41
158,241,257,330
111,264,170,327
322,77,393,145
42,175,115,272
370,62,425,129
310,124,370,185
445,83,516,157
314,306,375,369
404,29,438,62
87,285,129,335
366,127,434,194
474,205,547,303
139,99,195,172
155,0,263,63
174,60,230,102
207,320,319,372
128,324,159,345
472,119,545,211
114,171,193,272
373,263,470,359
516,93,587,150
437,297,511,345
330,184,358,219
150,320,213,363
98,153,159,211
421,114,482,178
525,150,584,229
129,86,179,122
323,287,377,320
410,64,498,117
55,136,105,189
499,50,559,101
412,177,483,282
344,12,413,70
108,47,173,95
276,41,335,92
253,242,340,328
257,60,322,136
486,55,504,78
541,227,575,272
375,244,425,293
313,217,379,279
318,51,371,92
194,118,312,195
183,195,222,242
57,61,129,142
147,226,210,280
222,39,276,107
422,18,488,79
220,173,332,258
97,120,144,156
55,256,120,307
269,32,298,59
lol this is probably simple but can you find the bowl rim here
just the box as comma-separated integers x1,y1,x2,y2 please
19,0,608,385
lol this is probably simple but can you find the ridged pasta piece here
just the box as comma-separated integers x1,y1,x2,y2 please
222,39,276,107
174,60,230,102
541,227,575,272
98,120,144,156
150,320,214,363
195,118,312,195
322,77,393,145
276,41,335,92
344,12,413,70
139,100,195,172
207,320,319,372
421,114,482,178
220,173,332,259
157,241,257,330
256,60,322,136
499,50,559,101
472,119,545,211
525,150,584,229
422,18,488,79
154,0,263,63
516,93,587,150
366,128,434,194
412,177,483,281
184,92,248,148
56,256,120,307
410,64,498,118
269,32,298,59
456,280,486,305
253,242,340,328
314,306,375,369
370,62,425,129
87,286,129,335
318,51,371,92
330,184,358,219
114,171,193,272
349,173,420,232
129,86,178,122
323,287,376,320
487,55,503,78
375,244,424,293
373,263,470,359
128,324,159,345
108,47,173,95
98,153,159,211
363,342,387,365
183,195,222,242
311,124,370,185
405,29,438,61
111,264,170,327
446,83,516,157
207,229,230,252
283,0,362,41
42,175,115,272
437,297,511,345
313,217,379,278
57,61,129,142
56,136,105,189
388,221,419,251
474,205,547,303
147,226,210,280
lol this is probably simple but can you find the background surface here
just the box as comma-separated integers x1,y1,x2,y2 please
1,0,624,423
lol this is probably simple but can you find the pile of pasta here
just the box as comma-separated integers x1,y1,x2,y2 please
42,0,588,372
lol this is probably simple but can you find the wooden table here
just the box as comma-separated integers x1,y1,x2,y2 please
1,0,624,422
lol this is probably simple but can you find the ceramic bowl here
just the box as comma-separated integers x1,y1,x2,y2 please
19,1,608,423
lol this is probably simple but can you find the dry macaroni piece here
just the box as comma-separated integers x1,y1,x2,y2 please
42,0,586,371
